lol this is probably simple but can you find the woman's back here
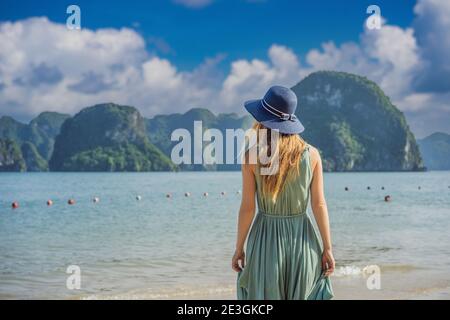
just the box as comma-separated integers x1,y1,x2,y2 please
237,143,333,299
254,144,312,216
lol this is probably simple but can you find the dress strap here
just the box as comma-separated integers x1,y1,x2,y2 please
301,143,310,159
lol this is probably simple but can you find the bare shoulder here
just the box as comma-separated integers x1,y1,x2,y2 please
306,144,321,169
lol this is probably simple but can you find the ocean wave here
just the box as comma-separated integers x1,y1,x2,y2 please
333,264,419,277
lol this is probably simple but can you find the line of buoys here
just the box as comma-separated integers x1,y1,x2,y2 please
161,191,242,198
344,186,392,191
16,184,408,208
165,191,242,197
6,191,243,209
8,183,441,209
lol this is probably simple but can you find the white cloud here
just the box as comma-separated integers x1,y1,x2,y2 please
219,45,303,110
362,25,420,98
303,23,420,101
143,58,182,89
0,17,218,119
413,0,450,92
0,17,147,118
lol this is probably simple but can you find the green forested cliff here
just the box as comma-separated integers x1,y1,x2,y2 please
0,139,26,172
49,103,174,171
291,71,424,171
0,112,69,171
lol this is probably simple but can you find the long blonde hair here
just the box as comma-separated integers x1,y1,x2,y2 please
252,122,306,201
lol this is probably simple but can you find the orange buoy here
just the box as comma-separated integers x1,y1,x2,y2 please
12,201,19,209
47,200,53,206
68,199,75,205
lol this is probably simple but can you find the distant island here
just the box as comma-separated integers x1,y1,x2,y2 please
0,70,437,172
417,132,450,170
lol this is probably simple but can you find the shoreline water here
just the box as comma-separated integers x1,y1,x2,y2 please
76,267,450,300
1,171,449,300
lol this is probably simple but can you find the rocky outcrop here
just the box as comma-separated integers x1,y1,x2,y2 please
0,139,26,172
291,71,424,171
49,103,174,171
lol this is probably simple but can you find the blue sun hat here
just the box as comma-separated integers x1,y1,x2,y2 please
244,85,304,134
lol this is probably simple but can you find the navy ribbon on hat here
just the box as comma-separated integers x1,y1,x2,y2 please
261,99,297,121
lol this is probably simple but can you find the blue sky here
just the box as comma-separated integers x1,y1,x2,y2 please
0,0,415,70
0,0,449,137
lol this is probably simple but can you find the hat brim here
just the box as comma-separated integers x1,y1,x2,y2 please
244,99,305,134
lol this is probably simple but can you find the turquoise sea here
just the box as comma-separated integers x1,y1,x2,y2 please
0,171,449,299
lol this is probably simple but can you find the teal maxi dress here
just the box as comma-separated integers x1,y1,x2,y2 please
237,145,334,300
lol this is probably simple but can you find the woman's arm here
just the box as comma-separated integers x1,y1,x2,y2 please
310,147,335,276
232,162,256,272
